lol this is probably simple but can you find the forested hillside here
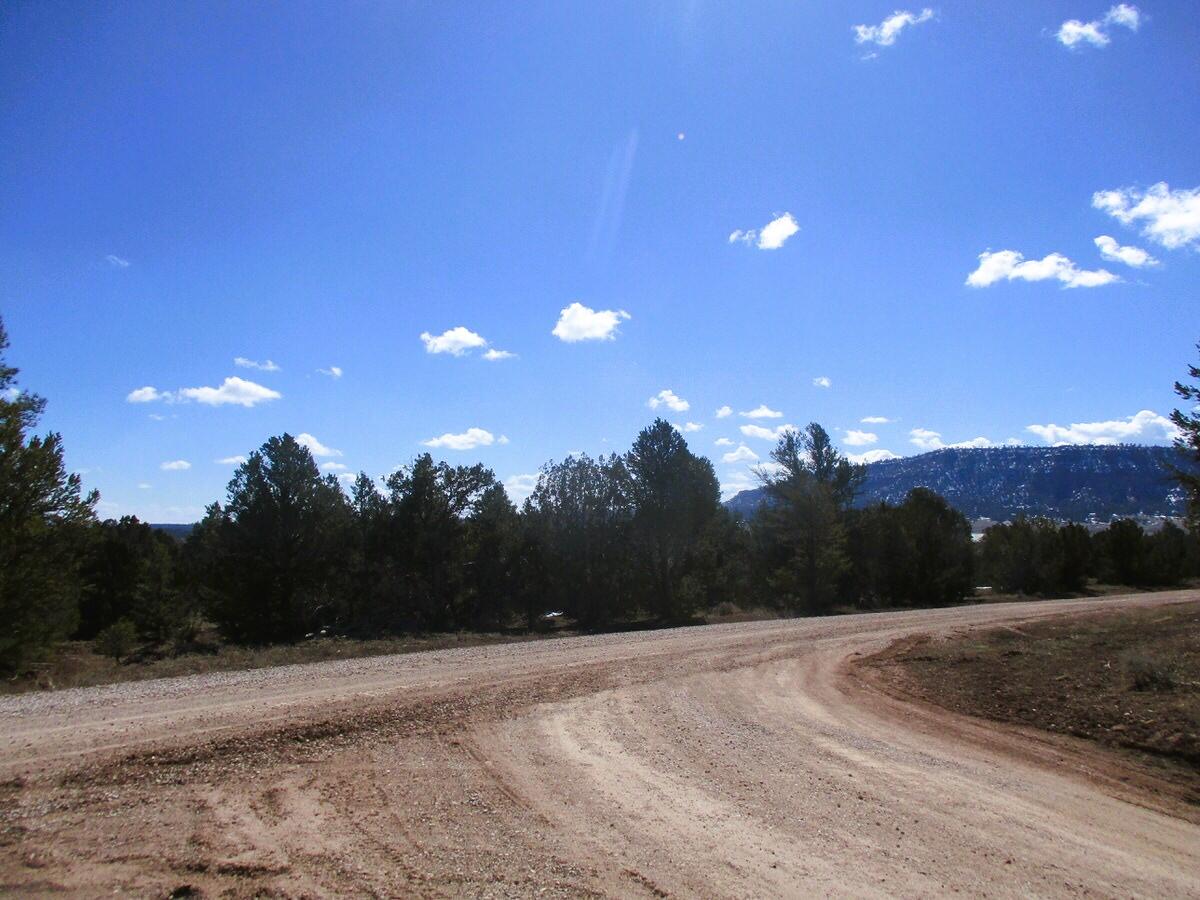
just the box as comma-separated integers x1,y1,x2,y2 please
726,444,1188,521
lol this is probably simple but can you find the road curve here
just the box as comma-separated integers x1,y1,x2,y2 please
1,591,1197,897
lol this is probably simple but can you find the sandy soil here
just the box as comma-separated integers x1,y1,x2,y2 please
1,590,1198,897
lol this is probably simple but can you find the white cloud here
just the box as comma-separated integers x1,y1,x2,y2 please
126,386,167,403
297,433,343,458
137,482,152,490
722,444,759,464
909,428,998,451
422,427,499,450
844,430,878,446
648,389,690,412
813,376,832,388
483,348,516,361
715,468,753,504
1057,19,1109,47
847,448,901,465
421,326,488,356
317,366,344,379
740,404,783,419
160,459,191,471
216,455,247,465
1057,5,1141,48
105,254,130,268
178,377,282,407
966,250,1118,289
860,416,892,424
1026,409,1178,446
714,437,735,447
675,422,704,433
1092,183,1200,251
854,8,934,47
1105,3,1141,28
234,357,280,372
1094,235,1157,267
321,461,349,471
503,473,538,504
715,405,733,419
729,213,800,251
740,423,798,441
552,302,631,342
337,472,356,485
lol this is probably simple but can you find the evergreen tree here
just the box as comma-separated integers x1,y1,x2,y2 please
625,419,723,621
196,434,352,642
0,318,96,671
1169,340,1200,527
754,424,863,614
524,453,634,627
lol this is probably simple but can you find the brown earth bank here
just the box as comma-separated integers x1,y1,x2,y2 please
863,600,1200,809
1,591,1198,897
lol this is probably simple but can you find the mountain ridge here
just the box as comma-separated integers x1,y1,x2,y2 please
724,444,1190,522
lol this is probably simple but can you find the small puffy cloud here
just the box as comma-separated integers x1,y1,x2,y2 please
234,357,280,372
422,427,499,450
337,472,356,485
722,444,759,464
1057,5,1140,49
860,416,892,424
740,423,798,441
160,459,191,471
317,366,344,378
1094,235,1157,267
216,455,247,465
1092,183,1200,250
178,377,282,407
966,250,1118,289
421,326,488,356
137,482,152,490
910,428,997,451
297,432,343,458
715,405,733,419
648,389,690,412
1057,19,1109,47
126,386,167,403
847,448,901,465
714,437,735,447
675,422,704,433
322,461,348,472
483,348,516,361
1026,409,1178,446
843,429,878,446
854,8,933,47
105,254,130,268
813,376,832,388
729,213,800,251
552,302,630,342
503,473,538,504
740,404,783,419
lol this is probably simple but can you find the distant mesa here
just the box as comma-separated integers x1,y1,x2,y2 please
724,444,1190,523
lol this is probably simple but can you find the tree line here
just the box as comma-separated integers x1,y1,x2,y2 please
3,317,1199,672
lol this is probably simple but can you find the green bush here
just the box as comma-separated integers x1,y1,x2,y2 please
94,619,138,661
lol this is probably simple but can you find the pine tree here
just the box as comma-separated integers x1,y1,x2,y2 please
1170,341,1200,527
0,317,96,671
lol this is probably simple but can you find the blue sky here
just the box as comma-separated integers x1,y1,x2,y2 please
1,2,1197,521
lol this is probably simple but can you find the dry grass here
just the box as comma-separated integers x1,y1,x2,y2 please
2,630,565,695
883,600,1200,784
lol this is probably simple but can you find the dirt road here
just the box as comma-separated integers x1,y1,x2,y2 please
2,591,1198,897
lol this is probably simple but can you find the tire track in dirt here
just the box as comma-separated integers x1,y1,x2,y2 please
1,590,1197,896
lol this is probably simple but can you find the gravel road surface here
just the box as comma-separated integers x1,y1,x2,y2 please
1,590,1198,897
